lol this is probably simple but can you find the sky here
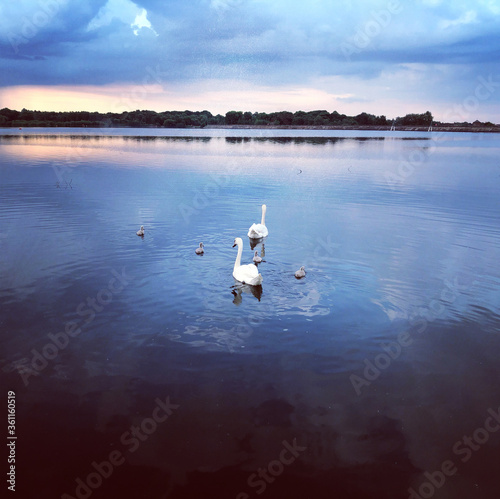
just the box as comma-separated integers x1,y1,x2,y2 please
0,0,499,121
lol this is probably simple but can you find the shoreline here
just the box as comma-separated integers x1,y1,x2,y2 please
2,125,499,134
206,124,500,133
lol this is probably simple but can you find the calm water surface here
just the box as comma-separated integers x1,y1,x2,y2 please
1,128,500,498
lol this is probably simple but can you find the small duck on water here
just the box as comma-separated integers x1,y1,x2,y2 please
295,266,306,279
195,242,204,255
253,250,262,263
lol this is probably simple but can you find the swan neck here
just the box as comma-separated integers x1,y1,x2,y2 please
234,242,243,270
261,206,266,225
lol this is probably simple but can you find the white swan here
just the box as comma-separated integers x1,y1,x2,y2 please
195,242,204,254
247,204,268,239
253,250,262,263
295,266,306,279
232,237,263,286
136,225,144,236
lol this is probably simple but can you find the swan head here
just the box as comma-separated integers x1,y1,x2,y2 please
199,242,204,248
140,226,144,230
300,266,305,271
254,250,258,255
232,237,243,248
262,204,267,213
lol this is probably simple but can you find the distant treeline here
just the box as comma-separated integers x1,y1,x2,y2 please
1,107,492,129
0,108,220,128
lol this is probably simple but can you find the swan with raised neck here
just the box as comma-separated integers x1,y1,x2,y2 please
247,204,268,239
232,237,263,286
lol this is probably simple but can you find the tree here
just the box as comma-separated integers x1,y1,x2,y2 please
242,111,253,124
19,108,34,120
355,112,376,125
163,119,176,128
396,111,433,126
0,108,20,121
225,111,243,125
275,111,293,125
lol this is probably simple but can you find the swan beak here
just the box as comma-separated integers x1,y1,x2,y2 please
232,243,237,248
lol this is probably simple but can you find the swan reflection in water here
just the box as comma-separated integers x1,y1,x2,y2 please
231,283,263,305
249,237,266,251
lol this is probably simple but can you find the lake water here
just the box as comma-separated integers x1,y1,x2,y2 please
1,128,500,499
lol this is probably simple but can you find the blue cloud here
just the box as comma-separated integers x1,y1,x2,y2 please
0,0,499,113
